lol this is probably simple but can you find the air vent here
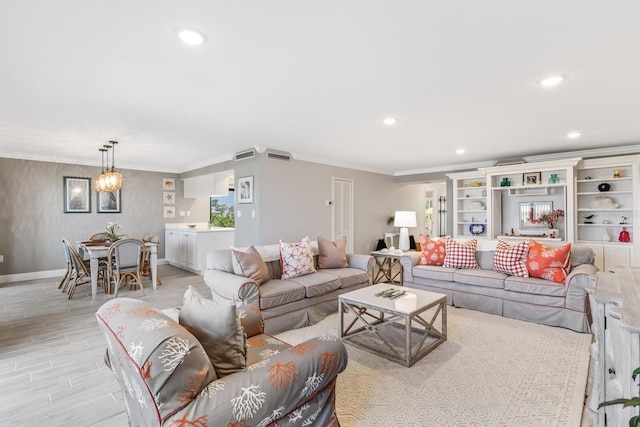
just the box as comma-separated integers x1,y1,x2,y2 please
267,152,291,161
235,149,256,161
496,157,524,166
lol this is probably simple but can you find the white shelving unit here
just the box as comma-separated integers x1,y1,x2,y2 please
447,171,488,238
575,156,639,271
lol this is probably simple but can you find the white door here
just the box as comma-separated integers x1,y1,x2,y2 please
332,178,354,253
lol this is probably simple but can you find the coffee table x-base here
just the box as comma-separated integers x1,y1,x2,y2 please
339,284,447,367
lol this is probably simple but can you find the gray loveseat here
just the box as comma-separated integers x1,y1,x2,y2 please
400,239,598,332
204,242,374,334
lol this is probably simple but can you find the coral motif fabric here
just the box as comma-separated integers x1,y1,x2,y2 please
493,239,530,277
443,238,480,269
418,234,446,265
280,236,317,279
526,240,571,284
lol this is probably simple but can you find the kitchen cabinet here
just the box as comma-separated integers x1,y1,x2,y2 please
165,227,234,273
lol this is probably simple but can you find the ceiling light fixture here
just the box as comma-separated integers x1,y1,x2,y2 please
383,117,397,126
177,29,205,46
566,131,582,139
456,148,465,155
94,141,123,192
539,75,565,87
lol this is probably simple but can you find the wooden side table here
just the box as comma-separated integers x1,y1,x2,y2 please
370,250,403,284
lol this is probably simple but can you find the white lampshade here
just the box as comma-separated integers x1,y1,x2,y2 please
394,211,417,228
394,211,416,251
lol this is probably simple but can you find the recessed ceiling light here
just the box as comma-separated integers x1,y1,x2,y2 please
539,75,565,87
456,148,465,155
177,29,205,46
566,131,582,139
383,117,397,126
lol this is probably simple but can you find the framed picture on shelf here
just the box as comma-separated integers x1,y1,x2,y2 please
63,177,91,213
238,176,254,204
522,172,542,185
97,190,121,213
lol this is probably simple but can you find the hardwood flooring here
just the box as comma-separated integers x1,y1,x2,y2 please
0,265,208,426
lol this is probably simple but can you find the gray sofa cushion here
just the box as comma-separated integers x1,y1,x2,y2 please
454,269,507,289
258,279,306,309
328,267,371,288
287,271,342,297
570,244,596,268
412,265,456,282
476,250,495,270
504,276,568,297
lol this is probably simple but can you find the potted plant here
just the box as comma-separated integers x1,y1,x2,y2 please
105,222,124,242
598,367,640,426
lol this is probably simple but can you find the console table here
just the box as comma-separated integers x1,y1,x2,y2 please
587,268,640,426
370,250,403,284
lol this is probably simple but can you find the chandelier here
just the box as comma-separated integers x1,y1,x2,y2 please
94,140,123,192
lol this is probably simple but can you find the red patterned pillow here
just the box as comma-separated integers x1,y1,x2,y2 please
443,238,479,269
280,236,317,279
418,234,446,266
493,239,529,277
526,240,571,284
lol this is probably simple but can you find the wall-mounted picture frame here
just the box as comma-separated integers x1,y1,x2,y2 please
163,206,176,218
97,190,121,213
238,176,254,204
163,177,175,190
64,177,91,213
163,191,175,204
522,172,542,185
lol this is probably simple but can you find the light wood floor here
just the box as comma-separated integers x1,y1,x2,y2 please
0,264,209,426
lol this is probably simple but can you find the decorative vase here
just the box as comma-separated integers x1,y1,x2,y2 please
602,231,611,242
549,173,559,184
619,227,631,242
500,177,510,187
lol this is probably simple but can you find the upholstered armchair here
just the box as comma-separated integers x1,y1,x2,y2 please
96,297,348,426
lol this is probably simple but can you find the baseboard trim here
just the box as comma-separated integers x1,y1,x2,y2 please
0,259,168,284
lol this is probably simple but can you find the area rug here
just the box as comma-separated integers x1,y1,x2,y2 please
276,306,592,427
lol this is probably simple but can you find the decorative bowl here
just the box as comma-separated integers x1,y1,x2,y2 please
469,224,486,235
598,182,611,192
187,224,197,228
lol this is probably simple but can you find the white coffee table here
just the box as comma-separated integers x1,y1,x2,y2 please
339,284,447,367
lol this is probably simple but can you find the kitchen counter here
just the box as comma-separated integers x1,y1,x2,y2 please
165,223,234,233
164,223,234,273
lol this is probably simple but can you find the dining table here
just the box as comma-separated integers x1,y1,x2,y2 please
77,241,158,301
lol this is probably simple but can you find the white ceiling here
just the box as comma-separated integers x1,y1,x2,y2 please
1,1,640,175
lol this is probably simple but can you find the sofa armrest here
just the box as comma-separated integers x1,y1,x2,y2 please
238,304,264,338
400,252,421,283
565,263,598,312
346,253,374,274
203,269,260,306
176,336,349,426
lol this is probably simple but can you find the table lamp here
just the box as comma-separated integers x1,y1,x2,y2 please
394,211,417,251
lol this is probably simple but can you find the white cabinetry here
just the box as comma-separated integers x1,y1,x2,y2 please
165,229,234,273
447,171,488,238
183,170,233,198
576,156,638,270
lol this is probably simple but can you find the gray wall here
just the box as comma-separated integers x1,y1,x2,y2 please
0,157,174,275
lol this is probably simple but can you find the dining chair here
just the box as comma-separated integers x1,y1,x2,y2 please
141,233,162,286
107,238,146,298
62,237,106,299
59,239,73,291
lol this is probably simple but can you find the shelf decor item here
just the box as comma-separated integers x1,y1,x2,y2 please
548,173,559,184
537,209,565,229
619,227,631,242
469,223,486,236
597,182,611,192
523,171,542,185
613,169,622,178
500,177,511,187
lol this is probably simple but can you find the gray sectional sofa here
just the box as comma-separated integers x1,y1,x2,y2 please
400,239,598,332
204,242,374,334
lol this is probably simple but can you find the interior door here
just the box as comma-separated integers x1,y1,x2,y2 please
332,178,354,253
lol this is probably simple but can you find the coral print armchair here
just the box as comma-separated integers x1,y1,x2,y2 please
95,289,347,427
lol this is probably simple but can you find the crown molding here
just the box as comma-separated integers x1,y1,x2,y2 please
394,160,498,177
522,144,640,163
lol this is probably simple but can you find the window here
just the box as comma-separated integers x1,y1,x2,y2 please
210,189,235,227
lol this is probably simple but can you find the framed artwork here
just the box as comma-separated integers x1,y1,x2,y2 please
163,191,175,204
163,206,176,218
64,177,91,213
97,190,121,213
238,176,254,204
163,177,175,190
523,172,542,185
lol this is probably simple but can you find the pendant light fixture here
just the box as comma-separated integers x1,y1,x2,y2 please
94,140,123,192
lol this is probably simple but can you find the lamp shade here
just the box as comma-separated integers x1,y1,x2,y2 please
394,211,417,228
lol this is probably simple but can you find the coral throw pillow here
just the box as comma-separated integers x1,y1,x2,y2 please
317,236,349,269
493,239,529,277
231,246,269,285
443,238,479,269
526,240,571,284
280,236,317,279
418,234,446,266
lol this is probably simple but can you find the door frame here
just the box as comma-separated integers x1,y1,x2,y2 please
331,177,354,253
